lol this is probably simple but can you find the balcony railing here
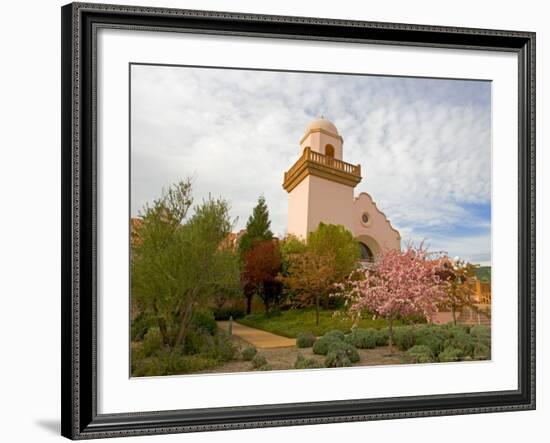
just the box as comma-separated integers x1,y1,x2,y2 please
284,147,361,181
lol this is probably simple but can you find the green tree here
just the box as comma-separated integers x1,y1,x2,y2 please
131,179,240,352
282,223,360,325
284,249,334,326
279,234,308,307
279,234,307,276
238,195,273,254
307,223,360,309
171,198,239,348
131,179,194,345
212,249,243,311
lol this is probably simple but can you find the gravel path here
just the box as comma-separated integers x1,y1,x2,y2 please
197,333,405,374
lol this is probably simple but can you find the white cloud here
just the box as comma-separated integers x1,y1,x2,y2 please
131,65,491,263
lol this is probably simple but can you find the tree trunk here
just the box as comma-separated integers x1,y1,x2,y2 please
153,302,168,345
246,293,253,315
174,308,193,351
323,292,329,310
157,317,168,345
215,297,226,311
315,295,320,326
451,305,457,325
261,283,270,314
388,317,394,354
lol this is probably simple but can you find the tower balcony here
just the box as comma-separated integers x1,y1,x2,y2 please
283,147,362,192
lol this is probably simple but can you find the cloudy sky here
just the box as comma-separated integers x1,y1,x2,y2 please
130,64,491,265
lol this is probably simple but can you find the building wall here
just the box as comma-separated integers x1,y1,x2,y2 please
287,175,355,239
352,192,401,256
287,177,310,239
468,279,492,305
300,131,343,159
306,175,355,235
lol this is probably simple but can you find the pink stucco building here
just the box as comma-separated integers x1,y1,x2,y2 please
283,117,401,262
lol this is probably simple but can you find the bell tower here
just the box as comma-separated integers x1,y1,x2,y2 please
299,116,344,160
283,118,362,239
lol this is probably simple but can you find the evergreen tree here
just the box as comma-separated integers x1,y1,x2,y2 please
239,195,273,254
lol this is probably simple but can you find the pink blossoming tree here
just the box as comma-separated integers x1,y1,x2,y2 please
336,243,447,352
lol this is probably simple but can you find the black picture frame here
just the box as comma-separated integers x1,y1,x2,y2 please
61,2,536,439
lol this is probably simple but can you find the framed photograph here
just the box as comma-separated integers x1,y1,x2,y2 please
61,2,535,439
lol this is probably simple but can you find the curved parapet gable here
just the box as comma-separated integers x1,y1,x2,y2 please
353,192,401,256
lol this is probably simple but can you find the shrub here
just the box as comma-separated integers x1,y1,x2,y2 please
473,343,491,360
176,354,218,373
324,330,346,341
327,341,360,363
185,330,236,361
442,323,470,335
257,364,273,371
393,326,417,351
312,335,342,355
183,330,205,355
296,332,317,348
444,327,476,357
294,354,324,369
251,353,268,369
212,307,245,321
131,313,156,341
345,328,378,349
415,335,444,357
241,345,258,361
438,346,463,362
132,350,218,377
470,325,491,339
132,327,237,377
325,349,352,368
191,311,217,335
141,327,163,357
374,329,389,346
470,325,491,349
201,332,236,362
415,325,447,356
405,345,435,364
313,330,359,360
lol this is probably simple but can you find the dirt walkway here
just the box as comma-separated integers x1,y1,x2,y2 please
217,321,296,348
197,341,406,374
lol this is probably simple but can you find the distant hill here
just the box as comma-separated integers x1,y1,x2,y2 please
475,266,491,282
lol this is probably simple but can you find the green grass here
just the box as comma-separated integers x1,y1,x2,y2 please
237,308,402,338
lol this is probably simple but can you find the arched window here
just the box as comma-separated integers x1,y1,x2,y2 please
359,242,374,262
325,144,335,158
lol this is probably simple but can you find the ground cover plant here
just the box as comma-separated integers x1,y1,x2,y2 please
299,324,491,370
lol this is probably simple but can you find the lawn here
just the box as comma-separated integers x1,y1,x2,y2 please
237,308,405,338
